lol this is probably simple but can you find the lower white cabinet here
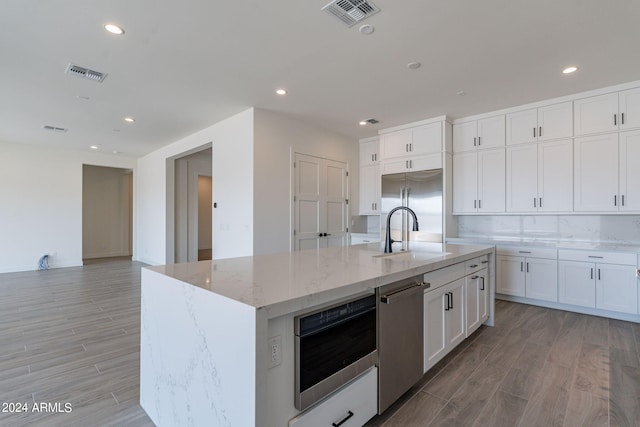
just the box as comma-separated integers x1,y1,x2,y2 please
558,257,638,314
289,367,377,427
424,278,466,372
497,250,558,302
466,268,489,335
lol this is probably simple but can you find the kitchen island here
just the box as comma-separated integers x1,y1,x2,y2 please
140,242,494,427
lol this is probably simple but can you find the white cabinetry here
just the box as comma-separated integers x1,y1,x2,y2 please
453,115,505,152
379,153,441,175
423,278,466,372
574,131,640,212
359,138,380,215
506,102,573,145
574,88,640,136
506,139,573,212
497,247,558,302
466,268,489,336
453,148,505,213
289,367,377,427
558,250,638,314
380,122,442,159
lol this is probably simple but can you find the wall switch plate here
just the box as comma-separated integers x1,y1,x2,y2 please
268,335,282,368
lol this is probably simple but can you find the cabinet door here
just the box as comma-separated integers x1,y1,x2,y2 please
538,139,573,212
358,164,379,215
574,92,619,136
453,152,478,213
478,148,505,213
424,287,447,372
596,264,638,314
409,153,442,172
380,131,412,159
477,115,506,149
466,269,488,335
525,258,558,302
453,121,478,152
574,134,619,212
497,255,526,297
506,144,538,212
380,158,410,175
506,108,537,145
411,122,442,155
359,139,379,166
478,270,489,323
558,261,596,308
619,130,640,211
446,279,466,350
537,102,573,141
618,87,640,130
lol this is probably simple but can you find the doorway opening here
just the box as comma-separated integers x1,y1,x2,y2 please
82,165,133,261
174,147,212,262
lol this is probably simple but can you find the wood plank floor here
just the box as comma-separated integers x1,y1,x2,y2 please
2,259,639,426
367,299,640,427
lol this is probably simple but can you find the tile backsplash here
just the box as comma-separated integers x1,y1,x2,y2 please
457,215,640,245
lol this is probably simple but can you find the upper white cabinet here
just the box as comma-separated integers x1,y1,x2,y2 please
453,115,505,152
506,102,573,145
380,122,442,160
574,130,640,212
453,148,505,213
574,88,640,136
359,163,380,215
359,138,379,166
506,139,573,212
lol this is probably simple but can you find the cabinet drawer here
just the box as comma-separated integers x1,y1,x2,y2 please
558,249,637,265
289,367,377,427
465,255,489,274
496,246,557,259
423,262,466,292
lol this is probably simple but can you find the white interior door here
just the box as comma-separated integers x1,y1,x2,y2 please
294,153,349,251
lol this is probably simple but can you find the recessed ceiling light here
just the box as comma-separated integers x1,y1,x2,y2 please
359,24,375,35
407,62,421,70
104,24,125,35
562,66,578,74
457,91,466,96
90,145,99,150
275,89,287,95
76,95,90,100
359,121,367,126
112,150,120,155
124,117,135,123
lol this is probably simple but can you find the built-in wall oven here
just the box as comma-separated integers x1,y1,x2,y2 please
294,293,377,411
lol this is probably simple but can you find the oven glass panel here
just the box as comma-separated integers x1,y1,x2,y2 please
299,307,376,392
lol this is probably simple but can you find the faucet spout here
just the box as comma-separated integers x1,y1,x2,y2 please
384,206,419,253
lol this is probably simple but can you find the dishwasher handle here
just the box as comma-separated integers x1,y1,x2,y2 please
380,282,429,304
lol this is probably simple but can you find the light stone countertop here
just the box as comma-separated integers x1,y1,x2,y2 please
146,242,493,316
447,237,640,253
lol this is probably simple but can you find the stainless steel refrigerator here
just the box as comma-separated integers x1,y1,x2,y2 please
380,169,443,250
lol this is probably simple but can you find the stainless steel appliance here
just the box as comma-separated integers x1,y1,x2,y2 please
294,294,377,411
381,169,443,250
377,275,428,414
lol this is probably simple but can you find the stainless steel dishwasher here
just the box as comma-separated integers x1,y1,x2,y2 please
377,275,428,413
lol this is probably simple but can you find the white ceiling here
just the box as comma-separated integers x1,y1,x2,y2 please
2,0,640,157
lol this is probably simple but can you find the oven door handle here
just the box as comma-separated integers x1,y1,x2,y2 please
380,282,429,304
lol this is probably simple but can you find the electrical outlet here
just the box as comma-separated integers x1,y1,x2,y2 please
268,335,282,368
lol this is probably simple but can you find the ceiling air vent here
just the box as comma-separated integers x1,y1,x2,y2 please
365,118,379,124
43,125,68,133
322,0,380,27
65,63,107,83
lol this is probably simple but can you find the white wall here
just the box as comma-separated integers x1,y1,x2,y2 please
82,165,132,259
253,109,358,254
0,141,136,273
136,109,254,265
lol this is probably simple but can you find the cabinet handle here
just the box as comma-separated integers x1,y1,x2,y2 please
480,277,485,290
409,160,412,168
409,143,413,151
534,197,537,208
598,269,601,280
590,268,593,280
406,160,409,169
533,127,536,138
470,264,478,268
539,197,542,208
449,292,453,310
614,195,617,206
474,199,477,209
520,261,524,272
478,200,482,209
478,136,481,146
622,112,625,125
471,275,479,279
539,126,542,137
622,195,625,206
474,137,477,146
526,262,529,273
614,114,617,126
332,410,354,427
481,260,488,264
444,293,450,311
519,251,531,254
588,255,603,259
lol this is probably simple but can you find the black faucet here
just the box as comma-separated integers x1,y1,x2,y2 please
384,206,419,253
